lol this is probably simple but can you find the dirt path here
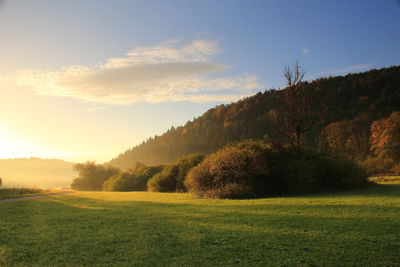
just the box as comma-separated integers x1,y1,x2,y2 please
0,191,73,204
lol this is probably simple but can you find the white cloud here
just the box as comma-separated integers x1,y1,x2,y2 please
317,63,375,77
15,39,263,104
302,48,310,54
104,39,218,68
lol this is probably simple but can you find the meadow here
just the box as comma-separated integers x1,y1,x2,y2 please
0,188,53,200
0,182,399,266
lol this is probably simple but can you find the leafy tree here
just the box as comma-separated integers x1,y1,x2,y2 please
370,111,400,161
363,111,400,174
103,165,163,191
175,154,204,192
71,162,119,191
147,154,204,192
147,165,179,192
320,116,369,158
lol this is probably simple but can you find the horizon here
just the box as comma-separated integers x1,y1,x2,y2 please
1,0,399,162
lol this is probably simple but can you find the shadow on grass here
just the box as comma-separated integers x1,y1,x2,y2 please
40,189,400,240
267,183,400,199
1,183,399,266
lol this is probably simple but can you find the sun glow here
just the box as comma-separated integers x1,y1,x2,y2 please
0,126,49,159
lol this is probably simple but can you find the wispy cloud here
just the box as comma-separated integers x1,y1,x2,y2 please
15,39,264,104
104,39,219,68
316,63,375,77
302,48,310,54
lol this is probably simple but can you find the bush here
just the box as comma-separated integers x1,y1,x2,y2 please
266,148,368,195
360,157,395,176
71,162,119,191
102,172,131,191
175,154,205,192
391,164,400,175
103,166,163,191
147,165,179,192
186,140,368,199
185,140,270,198
147,154,204,192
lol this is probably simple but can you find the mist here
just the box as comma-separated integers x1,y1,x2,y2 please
0,158,75,188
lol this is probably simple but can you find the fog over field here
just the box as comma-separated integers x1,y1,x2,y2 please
0,1,399,266
0,158,75,188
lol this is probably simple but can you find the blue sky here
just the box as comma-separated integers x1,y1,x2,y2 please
0,0,399,162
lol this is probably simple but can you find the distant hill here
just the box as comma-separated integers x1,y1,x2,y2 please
0,158,76,188
110,66,400,169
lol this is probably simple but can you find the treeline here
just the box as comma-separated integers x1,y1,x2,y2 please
186,140,367,198
71,154,204,193
110,66,400,172
71,140,368,198
71,65,399,197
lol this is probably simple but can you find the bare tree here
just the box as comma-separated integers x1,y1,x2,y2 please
270,61,324,148
283,60,305,87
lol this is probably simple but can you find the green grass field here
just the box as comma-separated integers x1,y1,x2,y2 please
0,183,399,266
0,188,53,200
369,176,400,184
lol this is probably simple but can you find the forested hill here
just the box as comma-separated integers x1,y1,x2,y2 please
110,66,400,169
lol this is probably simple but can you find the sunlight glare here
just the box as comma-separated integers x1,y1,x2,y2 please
0,126,46,159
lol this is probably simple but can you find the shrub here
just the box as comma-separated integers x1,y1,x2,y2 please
185,140,270,198
186,140,368,199
102,172,133,192
147,165,179,192
391,164,400,175
265,148,368,195
360,156,395,176
175,154,205,192
71,162,119,191
147,154,204,192
103,166,163,191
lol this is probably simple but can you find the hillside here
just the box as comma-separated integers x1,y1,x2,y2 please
0,158,76,188
110,66,400,169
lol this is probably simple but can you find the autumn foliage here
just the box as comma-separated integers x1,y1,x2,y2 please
110,66,400,170
71,162,119,191
364,111,400,175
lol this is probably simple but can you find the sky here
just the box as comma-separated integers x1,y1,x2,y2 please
0,0,399,163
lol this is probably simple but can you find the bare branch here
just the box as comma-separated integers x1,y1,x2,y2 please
283,60,305,88
271,61,323,148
